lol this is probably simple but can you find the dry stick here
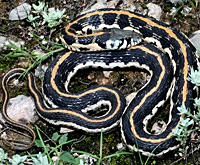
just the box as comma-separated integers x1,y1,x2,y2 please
70,135,86,148
171,144,200,165
0,120,34,148
37,126,57,146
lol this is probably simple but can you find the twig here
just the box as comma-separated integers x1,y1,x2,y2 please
171,144,200,165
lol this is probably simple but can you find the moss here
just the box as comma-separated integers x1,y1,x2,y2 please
0,58,15,72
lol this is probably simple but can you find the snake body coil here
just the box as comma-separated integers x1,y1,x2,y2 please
1,8,197,156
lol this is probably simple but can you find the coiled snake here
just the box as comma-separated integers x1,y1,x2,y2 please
1,8,197,156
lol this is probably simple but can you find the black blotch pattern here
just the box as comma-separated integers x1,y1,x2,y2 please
62,28,76,45
89,14,101,28
117,14,130,29
70,23,83,32
78,36,93,45
130,17,147,27
102,13,117,25
77,17,89,25
79,47,90,51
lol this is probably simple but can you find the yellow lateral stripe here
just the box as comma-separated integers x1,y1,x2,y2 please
65,9,188,104
30,72,121,123
129,46,173,143
2,68,23,114
1,68,36,149
50,51,119,98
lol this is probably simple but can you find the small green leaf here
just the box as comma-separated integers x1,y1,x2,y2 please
52,132,60,142
32,1,45,14
177,104,188,115
59,152,75,163
0,148,8,163
59,133,68,144
9,154,27,165
180,117,194,128
32,152,49,165
74,157,84,165
187,67,200,89
35,139,43,147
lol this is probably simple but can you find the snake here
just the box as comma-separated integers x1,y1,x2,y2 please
0,8,197,156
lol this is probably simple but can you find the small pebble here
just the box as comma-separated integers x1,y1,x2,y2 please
182,6,192,14
76,154,97,165
151,120,167,135
35,65,48,78
0,132,7,140
9,3,32,20
170,7,177,15
60,127,74,133
117,143,125,150
13,79,19,86
169,0,188,5
52,156,60,162
81,0,107,14
103,71,112,78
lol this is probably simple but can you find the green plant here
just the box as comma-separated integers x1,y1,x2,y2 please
172,66,200,157
9,154,27,165
27,14,40,27
73,130,133,165
34,126,81,164
32,152,49,165
0,148,8,163
187,67,200,89
42,8,66,28
3,33,65,78
27,1,66,28
171,0,200,18
27,1,46,27
32,1,46,14
172,104,194,154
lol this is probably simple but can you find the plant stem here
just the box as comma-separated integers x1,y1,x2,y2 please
35,125,53,164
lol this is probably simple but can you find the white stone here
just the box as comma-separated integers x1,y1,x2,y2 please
35,65,48,78
147,3,162,20
7,95,38,123
0,132,7,139
103,71,113,78
117,143,125,150
77,154,97,165
9,3,32,20
190,30,200,55
0,35,25,50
